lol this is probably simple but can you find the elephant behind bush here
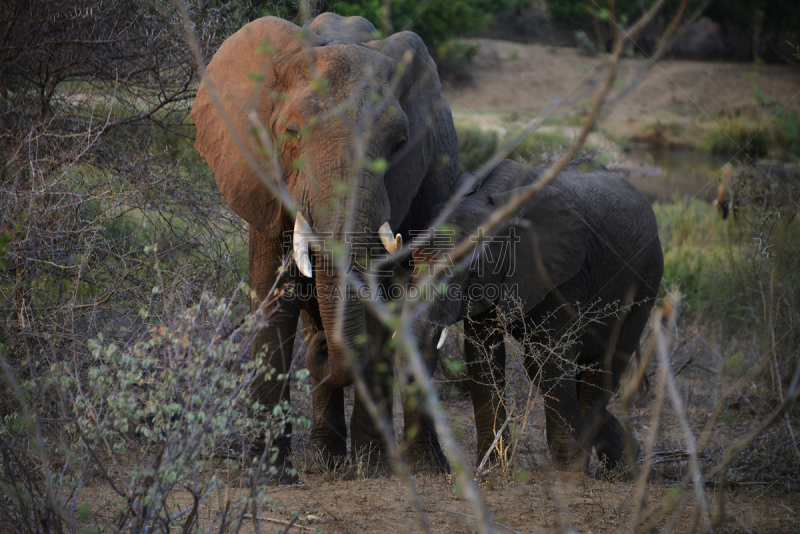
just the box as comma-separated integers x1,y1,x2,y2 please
192,13,458,481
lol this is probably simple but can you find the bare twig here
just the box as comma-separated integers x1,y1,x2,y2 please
654,297,712,533
477,413,513,475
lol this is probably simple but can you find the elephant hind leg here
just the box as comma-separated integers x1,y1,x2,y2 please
541,372,591,473
577,367,638,477
593,411,638,475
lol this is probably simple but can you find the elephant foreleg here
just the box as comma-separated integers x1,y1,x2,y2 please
465,314,508,466
349,313,394,475
305,329,348,469
527,349,590,473
400,341,449,473
249,226,302,483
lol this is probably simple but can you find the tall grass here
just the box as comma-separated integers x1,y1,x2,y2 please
654,198,747,319
655,193,799,397
703,108,800,160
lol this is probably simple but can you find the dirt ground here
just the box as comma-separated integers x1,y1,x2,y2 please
442,38,800,140
77,328,799,533
230,324,797,533
76,42,800,533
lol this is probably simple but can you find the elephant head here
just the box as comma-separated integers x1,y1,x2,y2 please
405,161,587,352
192,14,457,388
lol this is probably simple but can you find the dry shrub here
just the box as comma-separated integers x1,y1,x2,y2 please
0,2,305,531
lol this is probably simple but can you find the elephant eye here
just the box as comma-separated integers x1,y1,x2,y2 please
285,127,300,141
390,135,407,158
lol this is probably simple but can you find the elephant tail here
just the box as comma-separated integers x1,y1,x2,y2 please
634,343,650,396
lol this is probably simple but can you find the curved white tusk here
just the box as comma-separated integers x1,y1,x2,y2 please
378,222,402,253
293,213,313,278
392,330,397,339
436,328,448,350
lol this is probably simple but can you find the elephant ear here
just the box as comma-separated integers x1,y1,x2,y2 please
308,12,377,44
491,185,587,315
364,32,457,231
192,17,322,238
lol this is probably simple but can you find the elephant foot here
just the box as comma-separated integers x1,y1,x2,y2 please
249,453,299,485
549,438,591,474
405,438,450,474
272,460,300,485
254,465,298,486
350,384,393,477
306,435,348,474
475,447,506,472
595,416,638,480
351,441,392,478
403,412,450,474
249,432,299,484
551,455,590,474
474,426,513,471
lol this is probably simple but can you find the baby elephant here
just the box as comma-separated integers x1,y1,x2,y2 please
402,159,663,474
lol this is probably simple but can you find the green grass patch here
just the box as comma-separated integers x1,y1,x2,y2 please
704,114,772,159
455,121,499,173
702,108,800,160
455,122,606,173
654,198,748,319
654,197,800,334
509,129,573,165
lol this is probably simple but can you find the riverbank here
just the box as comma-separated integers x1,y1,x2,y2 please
443,38,800,143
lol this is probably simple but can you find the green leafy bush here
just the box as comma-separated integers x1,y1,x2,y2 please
1,291,308,530
456,122,499,173
250,0,511,45
436,42,481,82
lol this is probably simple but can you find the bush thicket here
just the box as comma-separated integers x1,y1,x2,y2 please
245,0,531,46
0,1,301,529
550,0,800,60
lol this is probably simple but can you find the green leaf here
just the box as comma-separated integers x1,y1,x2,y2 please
310,77,329,94
364,158,388,174
292,156,307,170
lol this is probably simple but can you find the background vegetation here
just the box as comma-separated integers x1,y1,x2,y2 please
549,0,800,61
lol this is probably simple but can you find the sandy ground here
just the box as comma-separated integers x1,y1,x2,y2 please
75,326,799,533
442,38,800,140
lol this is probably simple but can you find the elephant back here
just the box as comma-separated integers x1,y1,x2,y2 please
308,12,377,44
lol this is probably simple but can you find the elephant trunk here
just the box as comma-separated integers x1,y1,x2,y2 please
304,199,378,389
301,143,391,388
307,259,367,389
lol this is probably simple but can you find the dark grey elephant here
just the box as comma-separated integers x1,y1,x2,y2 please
402,159,663,474
192,13,457,480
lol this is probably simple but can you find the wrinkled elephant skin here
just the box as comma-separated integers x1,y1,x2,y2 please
192,13,457,481
403,159,664,475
